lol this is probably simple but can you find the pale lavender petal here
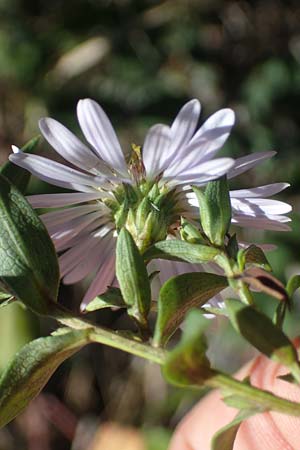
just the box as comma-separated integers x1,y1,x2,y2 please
231,198,292,216
80,253,116,310
39,118,113,176
27,192,107,208
47,212,106,239
77,99,129,177
166,157,235,186
227,151,276,179
63,233,114,284
230,183,290,198
232,214,291,231
143,124,171,179
9,152,106,189
165,108,235,176
59,224,113,277
54,216,112,252
41,205,103,227
169,99,201,155
188,108,235,161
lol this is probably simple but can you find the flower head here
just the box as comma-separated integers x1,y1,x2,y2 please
10,98,236,308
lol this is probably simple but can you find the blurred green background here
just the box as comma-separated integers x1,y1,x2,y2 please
1,1,300,449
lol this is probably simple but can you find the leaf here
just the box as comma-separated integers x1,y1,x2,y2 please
241,267,288,302
154,273,228,346
193,177,231,246
238,245,272,272
0,136,40,193
286,274,300,298
162,310,213,387
0,174,60,314
0,328,90,428
116,228,151,327
85,287,126,312
225,299,300,382
143,240,220,264
211,409,259,450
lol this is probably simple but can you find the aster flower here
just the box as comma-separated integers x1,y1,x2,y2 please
10,98,236,308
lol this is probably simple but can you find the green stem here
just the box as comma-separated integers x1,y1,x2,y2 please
89,329,166,364
207,371,300,416
51,303,166,364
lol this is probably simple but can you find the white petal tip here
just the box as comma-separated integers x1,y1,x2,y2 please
11,145,21,154
79,302,87,313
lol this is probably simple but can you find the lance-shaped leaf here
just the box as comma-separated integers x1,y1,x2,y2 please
85,287,126,312
0,328,90,428
211,409,260,450
225,299,300,382
1,137,40,193
0,174,60,314
143,240,220,264
237,245,272,272
116,228,151,326
162,310,213,386
154,273,227,346
193,176,231,246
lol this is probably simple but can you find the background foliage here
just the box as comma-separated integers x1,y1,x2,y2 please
1,1,300,449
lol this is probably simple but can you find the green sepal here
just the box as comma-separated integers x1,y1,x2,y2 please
0,328,90,428
180,218,206,244
143,240,221,264
238,245,272,272
1,136,40,193
225,299,300,382
211,409,261,450
162,310,213,386
154,273,227,346
193,176,231,246
85,287,126,312
116,228,151,327
0,174,60,314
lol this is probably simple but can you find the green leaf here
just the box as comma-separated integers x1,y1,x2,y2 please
193,177,231,246
286,274,300,298
154,273,228,346
0,174,60,314
0,328,90,428
0,136,40,193
116,228,151,327
238,245,272,272
85,287,126,312
162,310,213,386
143,240,221,264
225,299,300,382
211,409,259,450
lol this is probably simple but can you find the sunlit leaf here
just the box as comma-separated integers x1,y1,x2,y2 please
225,299,300,382
238,245,272,272
0,174,60,314
0,328,90,428
154,273,227,346
143,240,220,264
